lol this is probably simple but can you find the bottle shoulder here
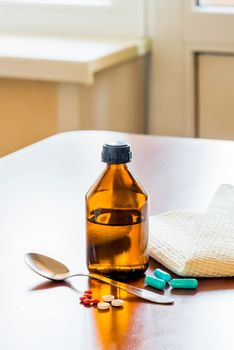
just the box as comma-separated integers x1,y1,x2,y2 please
86,165,148,201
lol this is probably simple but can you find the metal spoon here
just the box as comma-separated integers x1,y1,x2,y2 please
24,252,174,304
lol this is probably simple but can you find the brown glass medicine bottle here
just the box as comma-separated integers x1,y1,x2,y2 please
86,142,149,279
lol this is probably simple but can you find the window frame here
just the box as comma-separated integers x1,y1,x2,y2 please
148,0,234,137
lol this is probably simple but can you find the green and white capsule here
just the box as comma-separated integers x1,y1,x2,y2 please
170,278,198,289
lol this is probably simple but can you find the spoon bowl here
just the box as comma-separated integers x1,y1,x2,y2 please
25,252,174,305
25,253,71,281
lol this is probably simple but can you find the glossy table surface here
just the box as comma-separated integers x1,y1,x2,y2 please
1,130,234,350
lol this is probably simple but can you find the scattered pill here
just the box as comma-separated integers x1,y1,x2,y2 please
79,296,86,301
102,294,115,302
80,291,126,310
97,302,111,310
170,278,198,289
84,290,92,295
111,299,124,307
80,290,103,307
84,294,92,299
145,275,166,290
154,268,171,282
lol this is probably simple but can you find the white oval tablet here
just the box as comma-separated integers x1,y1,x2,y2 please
102,294,115,302
97,302,110,310
111,299,124,307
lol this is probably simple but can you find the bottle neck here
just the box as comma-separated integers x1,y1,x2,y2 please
106,163,129,171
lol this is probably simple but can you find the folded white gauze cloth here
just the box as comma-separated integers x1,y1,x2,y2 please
149,184,234,277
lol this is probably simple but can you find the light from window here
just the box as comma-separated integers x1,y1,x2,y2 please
199,0,234,5
0,0,112,5
0,0,143,37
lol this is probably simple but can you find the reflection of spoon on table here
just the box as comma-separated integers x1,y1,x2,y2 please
25,252,174,304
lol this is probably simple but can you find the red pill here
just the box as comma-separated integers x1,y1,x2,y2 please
83,299,91,305
79,296,86,301
90,299,100,305
83,294,92,299
84,290,92,295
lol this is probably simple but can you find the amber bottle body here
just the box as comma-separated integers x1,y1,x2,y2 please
86,163,149,279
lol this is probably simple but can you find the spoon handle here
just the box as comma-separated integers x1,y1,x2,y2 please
86,272,174,304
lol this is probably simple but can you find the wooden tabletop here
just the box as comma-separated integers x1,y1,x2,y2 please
1,130,234,350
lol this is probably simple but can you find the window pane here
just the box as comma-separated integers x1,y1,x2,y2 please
199,0,234,5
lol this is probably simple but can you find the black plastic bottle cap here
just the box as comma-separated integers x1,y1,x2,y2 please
101,141,132,164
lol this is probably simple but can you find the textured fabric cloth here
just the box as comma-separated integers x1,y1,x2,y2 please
149,184,234,277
